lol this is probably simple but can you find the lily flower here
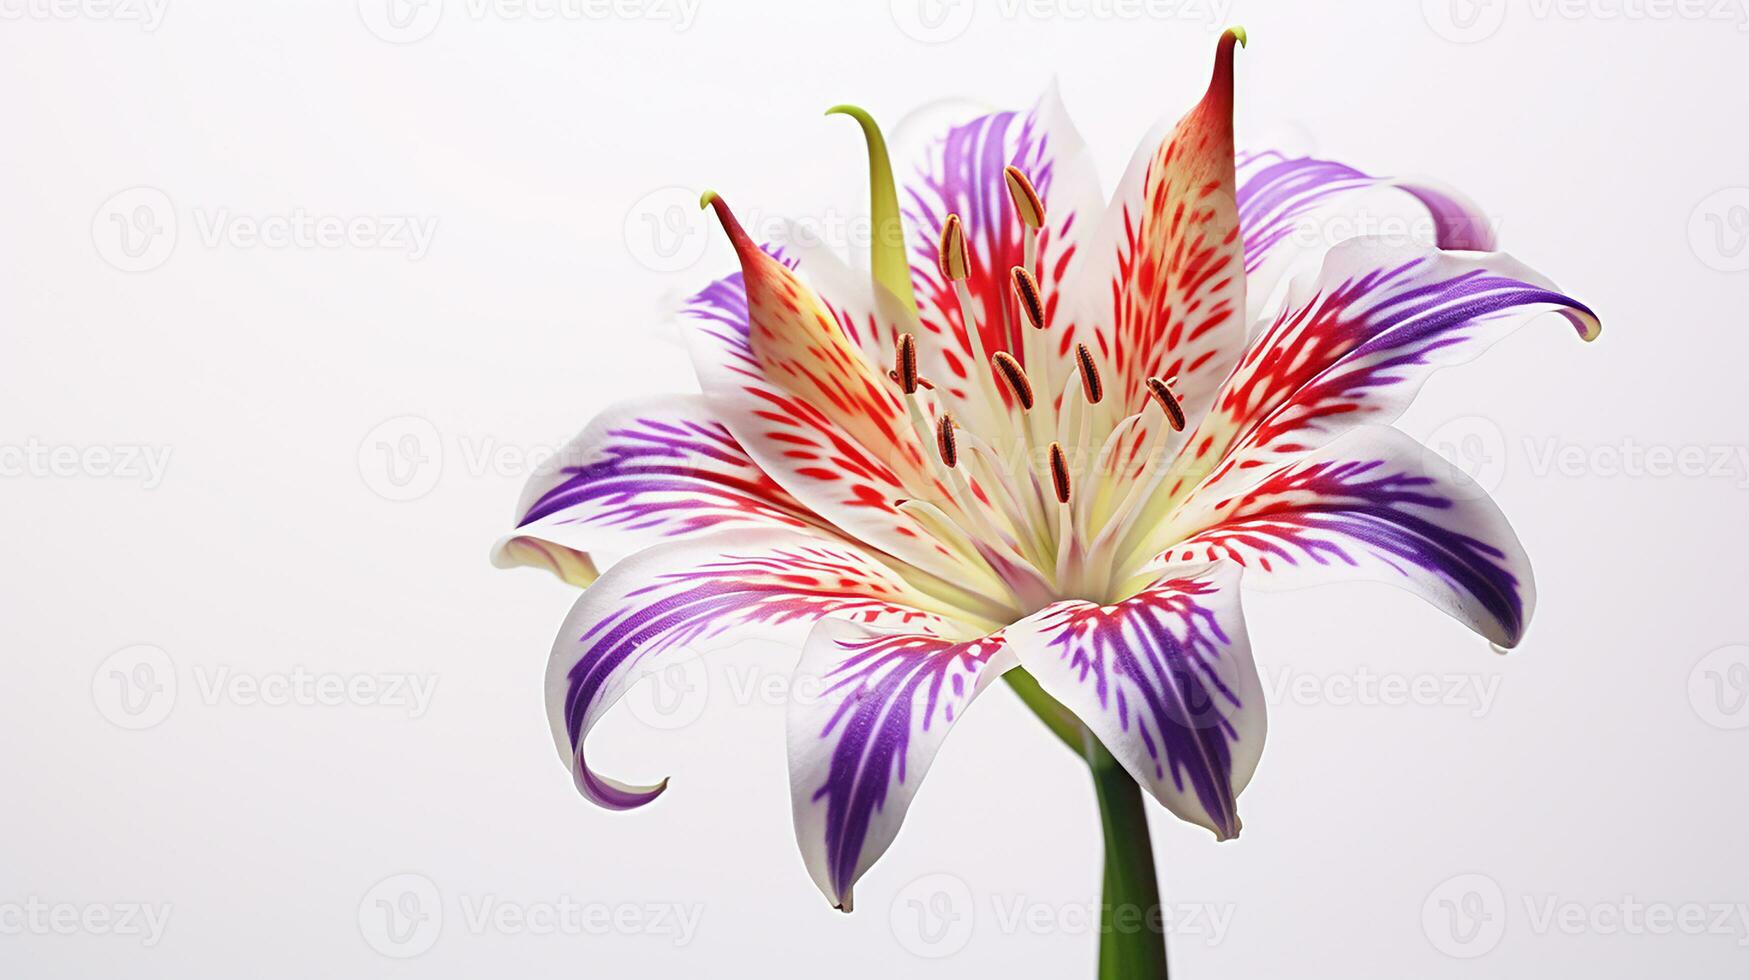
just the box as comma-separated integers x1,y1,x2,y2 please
495,27,1597,932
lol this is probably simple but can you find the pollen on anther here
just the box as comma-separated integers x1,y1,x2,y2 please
895,332,919,393
1003,166,1046,229
938,214,970,282
1146,376,1186,431
935,413,959,468
1075,343,1104,404
991,351,1035,411
1011,266,1045,331
1048,442,1071,503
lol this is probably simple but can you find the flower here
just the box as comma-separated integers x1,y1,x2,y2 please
494,29,1598,913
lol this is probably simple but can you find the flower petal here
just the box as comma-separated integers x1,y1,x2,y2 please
1236,150,1497,326
545,530,954,810
1150,425,1535,648
1178,239,1600,506
1003,561,1263,839
1061,30,1248,422
492,395,835,582
896,85,1105,402
789,621,1012,911
687,200,1007,595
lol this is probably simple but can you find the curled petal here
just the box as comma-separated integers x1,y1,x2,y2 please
1004,561,1264,839
1235,150,1496,324
789,621,1013,911
1170,238,1600,512
545,531,951,810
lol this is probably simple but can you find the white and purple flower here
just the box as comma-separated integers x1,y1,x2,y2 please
495,29,1598,914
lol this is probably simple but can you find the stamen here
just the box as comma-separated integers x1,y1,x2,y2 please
1003,166,1045,230
1075,343,1104,404
1048,442,1071,504
895,332,919,393
935,413,959,468
1145,376,1186,431
938,214,970,282
1011,266,1045,331
991,351,1035,412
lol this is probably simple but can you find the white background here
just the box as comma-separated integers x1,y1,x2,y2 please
3,0,1747,976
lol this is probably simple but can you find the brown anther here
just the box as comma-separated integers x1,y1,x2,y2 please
1145,376,1186,432
1048,442,1071,503
938,214,970,282
935,413,959,468
1003,166,1046,229
895,332,919,394
1011,266,1045,331
1074,343,1104,404
991,351,1035,411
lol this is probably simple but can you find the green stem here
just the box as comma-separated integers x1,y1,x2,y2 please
1005,669,1169,979
1088,741,1168,980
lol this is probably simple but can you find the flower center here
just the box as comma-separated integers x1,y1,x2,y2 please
888,167,1189,615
